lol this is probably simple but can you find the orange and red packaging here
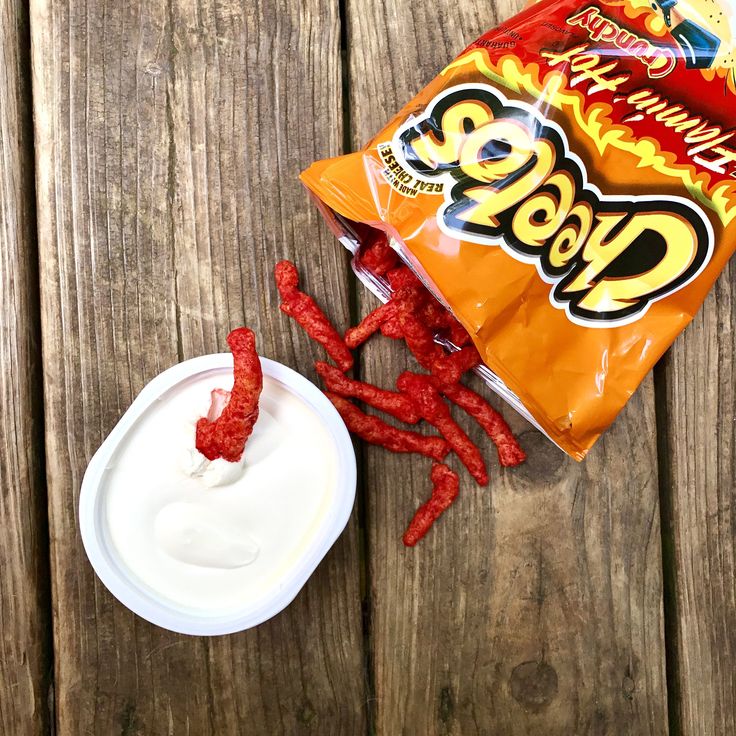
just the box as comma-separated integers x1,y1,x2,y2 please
301,0,736,459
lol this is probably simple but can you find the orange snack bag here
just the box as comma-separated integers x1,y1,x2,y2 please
301,0,736,459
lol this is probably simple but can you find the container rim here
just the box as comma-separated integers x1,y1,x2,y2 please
79,354,357,636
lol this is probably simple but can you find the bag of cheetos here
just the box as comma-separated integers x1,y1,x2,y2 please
301,0,736,459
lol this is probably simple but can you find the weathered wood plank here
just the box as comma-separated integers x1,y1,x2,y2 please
31,0,365,733
660,267,736,734
346,1,669,733
0,2,52,734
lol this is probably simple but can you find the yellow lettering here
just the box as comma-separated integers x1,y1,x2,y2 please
397,83,711,324
459,118,537,184
561,212,630,293
453,143,556,229
577,213,699,313
511,171,575,247
548,201,593,269
408,100,493,171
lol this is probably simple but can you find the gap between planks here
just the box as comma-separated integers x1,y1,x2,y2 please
654,358,681,736
0,0,55,734
337,0,379,731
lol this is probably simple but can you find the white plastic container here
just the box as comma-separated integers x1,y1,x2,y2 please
79,354,356,636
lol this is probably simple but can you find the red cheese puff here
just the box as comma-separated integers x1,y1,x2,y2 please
403,463,460,546
397,304,479,385
440,345,482,384
418,297,454,331
345,301,398,349
397,372,488,485
387,265,422,291
196,328,263,462
442,383,526,467
386,267,472,348
446,320,472,347
396,301,448,372
326,392,449,461
359,231,399,276
275,260,354,371
380,316,404,340
315,362,420,424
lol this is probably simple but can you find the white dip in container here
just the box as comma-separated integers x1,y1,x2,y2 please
80,355,356,635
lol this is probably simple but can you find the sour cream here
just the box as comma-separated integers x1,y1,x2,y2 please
102,371,339,614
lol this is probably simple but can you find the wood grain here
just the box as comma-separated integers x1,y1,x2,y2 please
31,0,365,733
660,266,736,735
0,2,52,734
345,1,669,733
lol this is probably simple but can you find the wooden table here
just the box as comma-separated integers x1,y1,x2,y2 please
2,0,734,733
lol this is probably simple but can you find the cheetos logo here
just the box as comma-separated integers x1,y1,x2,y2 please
395,83,714,327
